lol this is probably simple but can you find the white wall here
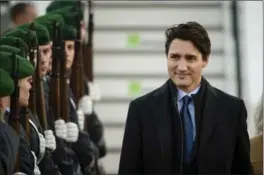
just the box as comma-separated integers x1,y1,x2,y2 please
34,1,52,16
239,1,263,137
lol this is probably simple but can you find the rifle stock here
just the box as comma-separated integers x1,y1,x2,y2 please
60,35,70,122
70,2,85,104
49,21,61,121
27,24,38,142
83,0,94,82
35,47,49,130
8,52,21,172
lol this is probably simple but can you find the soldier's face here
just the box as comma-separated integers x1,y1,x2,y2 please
48,42,53,72
65,40,75,70
0,96,10,114
167,39,208,92
24,6,37,23
81,21,87,43
39,44,52,77
18,76,32,107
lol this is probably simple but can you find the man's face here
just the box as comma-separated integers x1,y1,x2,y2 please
18,76,32,107
39,44,52,77
24,5,37,23
65,40,75,70
167,39,208,92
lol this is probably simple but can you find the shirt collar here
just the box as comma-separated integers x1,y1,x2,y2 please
177,85,201,102
5,107,10,113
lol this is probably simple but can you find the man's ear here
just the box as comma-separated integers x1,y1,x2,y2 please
0,98,4,108
202,57,209,68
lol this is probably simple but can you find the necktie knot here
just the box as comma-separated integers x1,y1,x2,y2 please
182,95,191,106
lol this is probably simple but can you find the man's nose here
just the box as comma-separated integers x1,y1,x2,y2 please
177,59,188,71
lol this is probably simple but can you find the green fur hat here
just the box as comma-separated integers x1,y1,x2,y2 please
63,24,77,41
0,45,22,56
34,14,65,40
17,22,51,46
0,68,14,97
2,28,38,48
46,1,84,21
0,51,34,79
0,36,29,57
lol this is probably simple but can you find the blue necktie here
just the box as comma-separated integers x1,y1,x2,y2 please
181,95,193,163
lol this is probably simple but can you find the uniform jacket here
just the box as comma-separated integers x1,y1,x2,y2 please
0,121,19,175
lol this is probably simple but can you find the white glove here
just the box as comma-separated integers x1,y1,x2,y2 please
55,119,67,140
44,130,56,151
77,109,85,131
88,82,101,101
31,151,41,175
38,133,46,156
66,122,79,143
78,95,93,115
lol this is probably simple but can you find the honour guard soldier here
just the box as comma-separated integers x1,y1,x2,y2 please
46,0,107,163
34,13,83,175
0,51,35,174
0,68,20,175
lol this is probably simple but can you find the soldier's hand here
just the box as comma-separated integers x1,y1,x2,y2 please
38,133,46,156
79,95,93,115
77,109,85,131
44,130,56,151
88,82,101,102
66,122,79,143
55,119,67,140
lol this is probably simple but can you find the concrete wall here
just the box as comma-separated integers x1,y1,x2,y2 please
239,1,263,137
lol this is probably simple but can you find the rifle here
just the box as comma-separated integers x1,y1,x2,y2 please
49,21,61,121
60,29,70,123
8,52,21,172
28,24,38,119
26,24,38,141
35,44,49,131
14,36,30,143
83,0,94,83
70,1,85,104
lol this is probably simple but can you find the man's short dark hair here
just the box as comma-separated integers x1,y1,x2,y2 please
165,21,211,60
9,2,34,22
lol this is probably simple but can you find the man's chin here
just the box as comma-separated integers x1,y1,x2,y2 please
41,70,47,77
172,78,190,86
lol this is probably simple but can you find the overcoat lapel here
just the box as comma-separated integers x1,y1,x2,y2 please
151,80,172,172
199,81,221,150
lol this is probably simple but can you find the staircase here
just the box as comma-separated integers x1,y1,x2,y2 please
92,1,237,173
